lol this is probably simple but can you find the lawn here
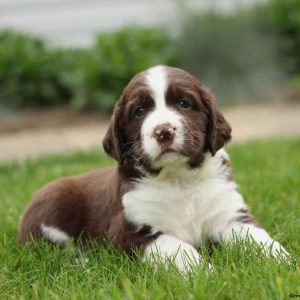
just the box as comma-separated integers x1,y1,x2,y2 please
0,137,299,299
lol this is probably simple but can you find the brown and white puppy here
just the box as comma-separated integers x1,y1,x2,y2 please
18,66,289,272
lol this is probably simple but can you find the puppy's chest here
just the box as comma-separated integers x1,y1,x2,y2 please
122,177,222,247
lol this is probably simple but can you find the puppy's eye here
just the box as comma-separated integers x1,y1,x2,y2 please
179,99,191,109
134,107,146,118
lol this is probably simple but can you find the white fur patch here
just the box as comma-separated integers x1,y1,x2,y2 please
124,148,290,266
123,149,244,248
145,65,167,107
144,234,205,273
41,224,71,244
142,66,184,161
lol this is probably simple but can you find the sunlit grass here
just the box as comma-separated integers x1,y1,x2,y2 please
0,137,299,299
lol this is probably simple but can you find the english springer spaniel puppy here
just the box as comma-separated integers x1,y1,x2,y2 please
19,66,289,272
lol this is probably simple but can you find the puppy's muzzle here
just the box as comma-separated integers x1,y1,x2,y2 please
154,123,176,144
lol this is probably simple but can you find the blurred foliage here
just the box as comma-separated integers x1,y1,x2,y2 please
0,27,178,113
256,0,300,74
64,27,179,112
0,31,71,111
0,0,299,114
174,7,287,105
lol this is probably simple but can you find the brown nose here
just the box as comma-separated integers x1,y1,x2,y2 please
154,124,176,143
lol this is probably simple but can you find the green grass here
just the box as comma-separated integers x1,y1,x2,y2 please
0,137,300,299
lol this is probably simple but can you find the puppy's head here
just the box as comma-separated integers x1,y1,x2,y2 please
103,66,231,170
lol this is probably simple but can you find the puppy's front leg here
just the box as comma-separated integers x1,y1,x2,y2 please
212,217,290,260
144,234,212,273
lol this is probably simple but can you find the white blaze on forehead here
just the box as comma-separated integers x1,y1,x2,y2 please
145,65,167,107
142,65,184,161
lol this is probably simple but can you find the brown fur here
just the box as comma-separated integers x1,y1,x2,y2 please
236,208,263,228
222,157,234,181
18,66,233,253
18,166,159,254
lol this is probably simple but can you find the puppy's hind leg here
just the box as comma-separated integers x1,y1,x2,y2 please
18,178,86,245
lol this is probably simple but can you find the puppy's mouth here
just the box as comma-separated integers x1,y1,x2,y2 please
155,147,182,162
161,148,176,155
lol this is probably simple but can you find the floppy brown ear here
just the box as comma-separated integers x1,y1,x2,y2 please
200,87,232,155
102,104,124,162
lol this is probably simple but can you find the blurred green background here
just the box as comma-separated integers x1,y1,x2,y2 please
0,0,299,116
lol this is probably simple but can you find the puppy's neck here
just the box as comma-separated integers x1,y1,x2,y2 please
120,149,227,186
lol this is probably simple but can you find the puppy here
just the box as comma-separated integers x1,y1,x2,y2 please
18,65,289,272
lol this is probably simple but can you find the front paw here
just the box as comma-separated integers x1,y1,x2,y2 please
144,234,215,274
174,249,214,274
263,241,291,262
144,244,214,274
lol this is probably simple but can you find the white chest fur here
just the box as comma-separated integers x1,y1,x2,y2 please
122,149,245,248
